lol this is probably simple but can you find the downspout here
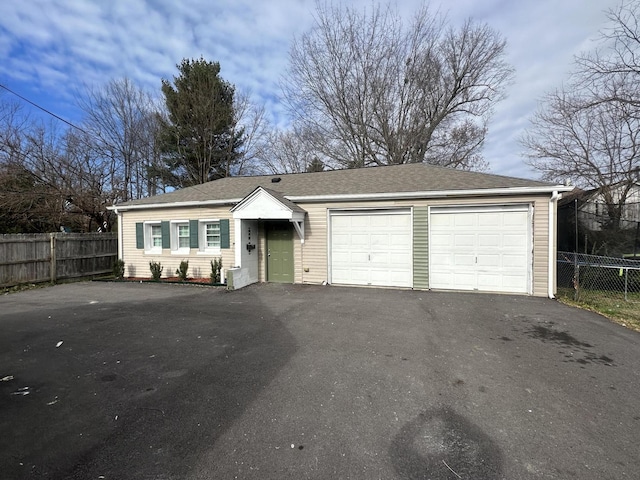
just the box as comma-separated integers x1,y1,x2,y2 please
548,191,559,298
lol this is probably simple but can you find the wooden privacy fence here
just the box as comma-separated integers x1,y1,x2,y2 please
0,233,118,288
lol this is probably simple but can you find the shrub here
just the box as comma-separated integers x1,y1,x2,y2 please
149,261,163,281
210,258,222,284
113,259,125,279
175,260,189,281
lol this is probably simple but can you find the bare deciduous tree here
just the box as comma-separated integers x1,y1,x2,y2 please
282,2,513,170
232,91,271,175
523,0,640,231
0,95,123,232
76,78,161,201
575,0,640,108
260,126,319,174
523,91,640,229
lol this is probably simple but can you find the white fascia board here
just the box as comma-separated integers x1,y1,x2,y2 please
285,185,573,203
107,198,242,212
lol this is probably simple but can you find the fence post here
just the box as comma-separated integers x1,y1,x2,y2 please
50,233,56,284
624,268,628,302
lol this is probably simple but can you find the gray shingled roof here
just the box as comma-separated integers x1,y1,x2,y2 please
114,163,559,208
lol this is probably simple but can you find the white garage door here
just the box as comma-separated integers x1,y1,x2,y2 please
330,210,412,287
429,205,531,294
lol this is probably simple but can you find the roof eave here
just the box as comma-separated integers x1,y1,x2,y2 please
108,185,571,211
108,198,242,212
286,185,573,202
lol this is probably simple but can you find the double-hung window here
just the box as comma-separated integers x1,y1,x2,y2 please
137,218,228,254
143,221,162,254
171,220,191,254
199,220,221,254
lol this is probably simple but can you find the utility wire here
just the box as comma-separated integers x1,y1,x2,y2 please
0,82,227,200
0,83,91,136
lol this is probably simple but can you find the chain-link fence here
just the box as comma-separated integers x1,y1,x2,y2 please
557,251,640,303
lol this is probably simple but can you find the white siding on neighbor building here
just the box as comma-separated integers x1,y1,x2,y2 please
580,184,640,230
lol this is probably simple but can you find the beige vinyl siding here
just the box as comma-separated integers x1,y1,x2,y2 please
298,204,329,284
296,195,552,296
121,206,235,280
413,207,429,288
532,198,550,297
120,192,555,296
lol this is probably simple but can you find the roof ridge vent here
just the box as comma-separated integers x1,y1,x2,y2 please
271,177,281,183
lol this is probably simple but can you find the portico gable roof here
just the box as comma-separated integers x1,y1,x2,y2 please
231,186,306,241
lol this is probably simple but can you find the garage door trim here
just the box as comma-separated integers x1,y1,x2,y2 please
328,208,413,288
428,204,533,294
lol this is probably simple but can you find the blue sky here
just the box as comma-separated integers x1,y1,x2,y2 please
0,0,622,179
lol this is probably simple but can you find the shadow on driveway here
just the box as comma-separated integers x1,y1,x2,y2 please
0,283,297,479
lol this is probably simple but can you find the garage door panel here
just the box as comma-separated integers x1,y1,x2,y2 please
478,214,501,227
332,233,351,246
430,255,452,267
503,234,527,247
390,233,411,246
350,216,370,227
478,254,500,268
478,234,501,248
370,233,390,247
454,214,476,227
370,215,390,227
454,235,475,247
454,254,476,266
430,233,453,247
331,211,412,287
453,272,477,288
391,214,411,227
502,274,527,288
390,252,411,266
332,252,350,263
503,255,527,267
477,272,501,286
430,206,530,294
350,233,369,247
350,252,370,264
504,213,528,226
430,272,454,287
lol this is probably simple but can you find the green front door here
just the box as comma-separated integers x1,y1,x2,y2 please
267,223,294,283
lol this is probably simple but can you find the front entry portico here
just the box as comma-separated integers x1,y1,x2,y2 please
231,187,306,287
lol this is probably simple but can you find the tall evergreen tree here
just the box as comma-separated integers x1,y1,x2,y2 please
156,58,243,188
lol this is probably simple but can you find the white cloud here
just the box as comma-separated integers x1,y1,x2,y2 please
0,0,625,178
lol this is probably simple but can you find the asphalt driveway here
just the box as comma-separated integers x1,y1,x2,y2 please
1,282,639,479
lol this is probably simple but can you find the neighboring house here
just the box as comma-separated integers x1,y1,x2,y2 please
573,183,640,231
109,163,571,297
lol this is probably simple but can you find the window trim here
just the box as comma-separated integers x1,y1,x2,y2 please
144,221,162,254
198,219,222,255
170,219,191,254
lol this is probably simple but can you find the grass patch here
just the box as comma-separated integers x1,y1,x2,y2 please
557,288,640,332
